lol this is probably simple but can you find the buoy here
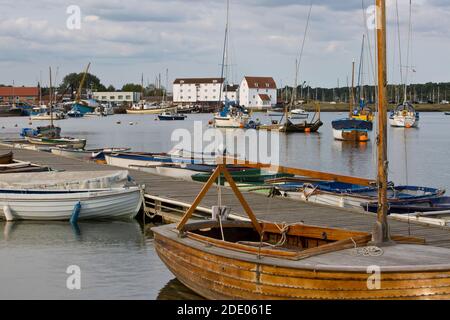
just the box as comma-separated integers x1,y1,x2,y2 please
116,121,121,124
29,122,33,125
70,202,81,224
129,122,134,126
14,124,18,127
304,128,311,133
3,205,14,222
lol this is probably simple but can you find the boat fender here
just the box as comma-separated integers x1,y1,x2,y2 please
3,205,14,222
70,202,82,224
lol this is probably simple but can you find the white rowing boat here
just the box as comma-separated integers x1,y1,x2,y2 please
0,187,142,221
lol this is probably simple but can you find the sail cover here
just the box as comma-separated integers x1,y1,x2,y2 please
332,119,373,131
0,170,130,190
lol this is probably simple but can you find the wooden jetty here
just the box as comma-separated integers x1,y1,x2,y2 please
2,143,450,249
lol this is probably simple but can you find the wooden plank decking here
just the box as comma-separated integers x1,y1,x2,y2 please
2,143,450,248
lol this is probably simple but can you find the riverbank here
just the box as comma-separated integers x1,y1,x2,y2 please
252,103,450,113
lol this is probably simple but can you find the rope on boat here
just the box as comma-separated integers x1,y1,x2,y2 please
350,238,384,257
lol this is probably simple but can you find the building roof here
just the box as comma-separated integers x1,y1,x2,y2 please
173,78,224,85
0,87,39,97
244,77,277,89
258,94,271,102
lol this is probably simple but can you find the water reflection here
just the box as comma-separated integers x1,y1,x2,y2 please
331,140,370,177
157,278,204,300
0,220,175,300
2,220,144,244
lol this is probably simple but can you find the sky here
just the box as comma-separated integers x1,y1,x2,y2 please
0,0,449,89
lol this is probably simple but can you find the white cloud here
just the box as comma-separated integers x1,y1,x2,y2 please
0,0,449,88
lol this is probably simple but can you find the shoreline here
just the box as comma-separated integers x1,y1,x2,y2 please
252,103,450,113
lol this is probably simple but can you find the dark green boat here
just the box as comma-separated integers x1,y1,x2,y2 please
191,169,294,185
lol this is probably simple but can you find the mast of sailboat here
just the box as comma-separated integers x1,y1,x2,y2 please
217,0,229,111
358,34,366,109
349,60,356,117
373,0,391,244
49,67,54,128
141,73,144,105
403,0,412,103
12,81,15,108
76,62,91,103
39,70,42,106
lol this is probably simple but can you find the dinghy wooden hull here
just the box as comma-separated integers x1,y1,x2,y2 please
153,223,450,300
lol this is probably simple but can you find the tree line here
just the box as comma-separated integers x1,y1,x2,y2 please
32,72,167,98
278,82,450,104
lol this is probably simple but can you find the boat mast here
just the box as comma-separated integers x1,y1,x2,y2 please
373,0,391,244
349,60,355,117
358,35,365,109
12,80,15,108
141,73,144,105
49,67,54,128
217,0,229,110
76,62,91,103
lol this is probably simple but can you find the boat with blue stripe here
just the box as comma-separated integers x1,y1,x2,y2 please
266,178,445,211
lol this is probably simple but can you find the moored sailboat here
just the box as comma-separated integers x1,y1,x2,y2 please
212,1,250,129
332,60,373,141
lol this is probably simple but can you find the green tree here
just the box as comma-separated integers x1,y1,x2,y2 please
106,85,116,92
60,72,107,92
122,83,143,92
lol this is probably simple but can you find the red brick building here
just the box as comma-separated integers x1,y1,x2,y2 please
0,87,39,105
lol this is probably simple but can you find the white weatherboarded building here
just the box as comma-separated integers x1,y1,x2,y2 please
239,77,277,110
173,78,224,104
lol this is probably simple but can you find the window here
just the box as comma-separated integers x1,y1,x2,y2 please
110,96,114,100
126,95,131,99
255,83,259,87
102,96,107,100
118,95,123,99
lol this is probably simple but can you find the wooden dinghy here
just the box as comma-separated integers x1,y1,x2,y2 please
153,164,450,300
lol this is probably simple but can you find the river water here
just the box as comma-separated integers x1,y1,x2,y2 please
0,112,449,299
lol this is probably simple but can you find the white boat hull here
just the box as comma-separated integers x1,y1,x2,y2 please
126,107,177,115
278,188,368,211
130,165,198,181
332,128,370,142
0,188,142,221
105,155,167,169
389,115,418,128
213,115,248,128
